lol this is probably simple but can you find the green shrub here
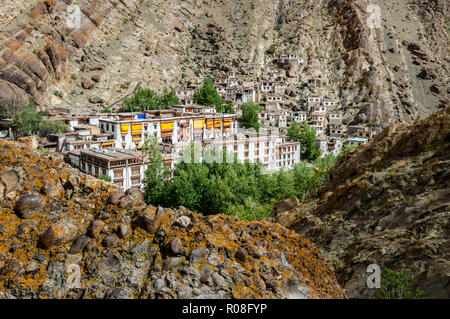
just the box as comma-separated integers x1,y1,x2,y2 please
287,123,321,161
144,140,335,220
194,78,223,109
238,102,263,132
9,103,68,138
99,175,112,183
380,268,424,299
0,104,6,120
120,87,179,112
267,44,277,55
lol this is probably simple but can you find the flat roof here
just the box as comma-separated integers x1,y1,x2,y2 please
81,148,143,161
99,113,238,124
172,105,215,109
349,137,369,142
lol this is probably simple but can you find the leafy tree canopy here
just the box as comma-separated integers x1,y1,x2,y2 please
288,122,321,161
239,102,263,132
217,103,235,114
9,103,68,139
120,88,179,112
144,143,337,220
194,78,224,109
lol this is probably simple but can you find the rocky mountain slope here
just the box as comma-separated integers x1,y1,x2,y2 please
0,139,345,299
0,0,448,124
275,106,450,298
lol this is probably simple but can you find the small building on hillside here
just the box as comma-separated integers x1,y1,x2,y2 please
348,137,369,147
78,148,149,191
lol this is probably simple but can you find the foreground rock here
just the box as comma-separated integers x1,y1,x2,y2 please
0,140,345,299
275,107,450,299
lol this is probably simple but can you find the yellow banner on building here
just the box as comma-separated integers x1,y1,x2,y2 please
206,120,214,129
120,124,130,133
161,122,174,137
193,120,204,129
214,119,222,128
131,124,143,133
223,119,232,127
102,142,114,147
161,122,174,131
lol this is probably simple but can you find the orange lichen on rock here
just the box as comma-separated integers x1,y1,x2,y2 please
0,139,346,299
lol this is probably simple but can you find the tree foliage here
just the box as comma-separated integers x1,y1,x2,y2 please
380,268,424,299
99,175,112,182
120,88,179,112
217,103,235,114
142,136,170,204
0,104,6,120
194,78,224,109
288,122,321,161
9,103,68,139
144,143,336,220
339,143,357,157
239,102,262,132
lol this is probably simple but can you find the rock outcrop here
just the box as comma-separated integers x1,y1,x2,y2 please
0,140,345,299
0,0,448,123
275,106,450,298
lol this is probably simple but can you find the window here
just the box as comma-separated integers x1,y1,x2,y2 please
114,169,123,178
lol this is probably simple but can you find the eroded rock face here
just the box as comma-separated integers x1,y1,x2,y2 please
276,107,450,299
0,139,345,299
1,0,447,123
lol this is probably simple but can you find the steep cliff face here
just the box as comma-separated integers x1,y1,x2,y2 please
0,0,448,123
275,106,450,298
0,140,345,299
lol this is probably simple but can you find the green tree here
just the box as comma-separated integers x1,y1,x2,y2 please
0,103,6,120
9,103,68,139
380,268,424,299
160,89,180,108
217,103,235,114
143,145,340,221
339,144,356,157
288,122,321,161
143,135,170,204
239,102,262,132
194,78,223,109
120,87,179,112
99,175,112,182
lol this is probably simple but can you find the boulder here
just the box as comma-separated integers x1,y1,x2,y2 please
38,221,78,249
174,216,191,228
69,235,90,254
103,233,119,248
163,257,186,270
41,183,62,198
88,220,105,238
14,194,46,219
0,170,19,191
108,192,124,205
190,248,210,263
